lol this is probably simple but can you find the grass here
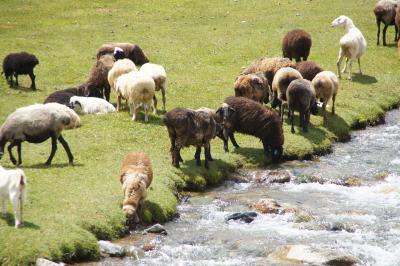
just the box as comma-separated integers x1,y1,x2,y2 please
1,0,400,264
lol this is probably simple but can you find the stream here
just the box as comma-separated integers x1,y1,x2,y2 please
88,109,400,266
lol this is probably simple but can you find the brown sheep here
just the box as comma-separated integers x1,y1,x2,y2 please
241,57,294,88
311,71,339,125
374,0,398,45
234,72,270,104
119,152,153,221
163,108,217,169
282,29,312,62
294,61,323,81
96,43,149,65
81,54,115,102
219,97,284,163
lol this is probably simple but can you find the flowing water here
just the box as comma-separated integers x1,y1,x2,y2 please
92,110,400,266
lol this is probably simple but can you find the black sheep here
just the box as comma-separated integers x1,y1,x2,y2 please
2,52,39,90
220,96,284,163
43,86,89,107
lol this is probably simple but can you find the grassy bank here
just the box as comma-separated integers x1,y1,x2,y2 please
1,0,400,264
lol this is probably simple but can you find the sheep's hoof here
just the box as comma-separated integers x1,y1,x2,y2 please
347,77,352,81
10,157,17,165
291,128,295,134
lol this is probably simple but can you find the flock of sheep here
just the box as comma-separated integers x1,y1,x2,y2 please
0,0,397,229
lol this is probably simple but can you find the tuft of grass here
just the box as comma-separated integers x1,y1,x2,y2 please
1,0,400,264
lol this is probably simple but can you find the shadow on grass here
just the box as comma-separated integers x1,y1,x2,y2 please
134,113,165,127
9,84,38,92
351,73,378,84
1,213,40,230
22,162,84,169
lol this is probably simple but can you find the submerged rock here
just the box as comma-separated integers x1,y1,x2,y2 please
143,223,168,235
343,176,362,187
253,198,282,214
255,170,292,184
225,212,258,223
36,258,65,266
98,240,125,257
124,246,145,259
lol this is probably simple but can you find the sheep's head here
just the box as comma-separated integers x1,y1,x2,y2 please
216,103,236,142
310,99,318,115
113,47,125,60
121,173,147,219
70,100,83,114
331,15,352,28
234,74,268,102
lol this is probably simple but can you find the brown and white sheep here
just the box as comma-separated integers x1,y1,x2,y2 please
233,73,269,104
163,108,217,169
286,79,318,133
96,43,149,65
119,152,153,221
282,29,312,62
311,71,339,124
219,96,284,163
294,61,323,81
139,63,168,112
374,0,399,45
241,57,294,88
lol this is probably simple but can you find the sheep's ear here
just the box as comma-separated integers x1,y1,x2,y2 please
229,107,235,113
216,107,222,115
251,76,263,87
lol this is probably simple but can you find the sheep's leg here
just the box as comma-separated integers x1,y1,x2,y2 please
357,58,362,75
304,111,310,132
132,103,140,121
229,133,240,148
44,134,58,166
383,24,388,46
28,71,36,90
336,50,344,78
376,19,381,45
7,142,18,165
291,110,295,133
152,99,156,115
14,74,19,87
172,147,181,168
58,134,74,164
143,104,149,122
194,146,201,167
280,102,285,122
322,100,328,126
11,195,22,228
104,86,110,102
348,59,354,80
395,26,399,42
295,57,300,63
17,142,22,166
204,143,211,169
116,95,122,112
332,94,336,115
161,87,166,112
205,142,214,161
341,58,348,73
153,95,158,113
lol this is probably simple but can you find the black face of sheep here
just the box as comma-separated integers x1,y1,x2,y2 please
216,105,235,152
2,52,39,90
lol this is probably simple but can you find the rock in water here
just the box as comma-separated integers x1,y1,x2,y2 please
225,212,258,223
255,169,292,184
124,246,145,259
36,258,65,266
253,198,282,214
144,223,168,235
98,240,126,257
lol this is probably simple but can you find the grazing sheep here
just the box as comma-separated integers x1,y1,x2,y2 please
332,15,367,80
0,103,80,166
163,108,217,169
294,61,323,81
139,63,167,112
115,71,155,122
113,47,125,60
0,166,27,228
282,29,312,62
44,86,89,106
81,54,115,102
119,152,153,221
271,67,303,120
374,0,399,45
2,52,39,90
220,96,284,163
241,57,294,88
311,71,339,124
233,73,269,104
108,59,138,94
69,96,116,114
286,79,318,133
96,43,149,65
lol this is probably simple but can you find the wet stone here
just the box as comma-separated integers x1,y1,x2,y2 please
98,241,125,257
225,211,258,223
253,198,282,214
343,176,363,187
255,170,292,184
124,246,145,259
36,258,65,266
143,224,168,235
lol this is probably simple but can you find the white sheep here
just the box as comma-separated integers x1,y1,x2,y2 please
0,166,27,228
312,71,339,125
0,103,80,166
115,71,156,122
331,15,367,80
139,63,167,112
69,96,116,114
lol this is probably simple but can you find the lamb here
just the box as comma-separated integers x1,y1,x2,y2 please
282,29,312,62
163,108,218,169
233,73,269,104
219,96,284,163
0,103,80,166
69,96,116,114
96,43,149,65
331,15,367,80
286,79,318,133
374,0,399,45
0,166,27,228
241,57,294,88
139,63,167,112
270,67,303,120
115,71,155,122
2,52,39,90
119,152,153,221
44,86,89,106
108,59,138,93
311,71,339,125
294,61,323,81
80,54,115,102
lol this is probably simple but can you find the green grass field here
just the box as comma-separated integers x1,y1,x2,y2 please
1,0,400,264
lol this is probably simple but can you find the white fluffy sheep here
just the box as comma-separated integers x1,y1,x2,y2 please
69,96,116,114
312,71,339,124
331,15,367,80
0,166,27,228
115,71,156,122
139,63,167,112
0,103,80,166
108,59,138,94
